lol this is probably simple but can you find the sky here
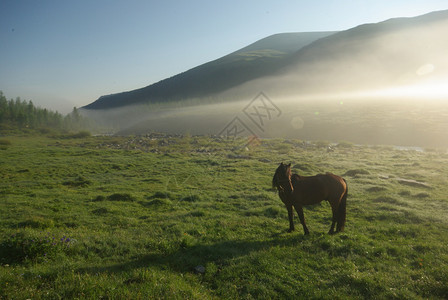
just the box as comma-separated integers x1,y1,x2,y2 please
1,0,447,113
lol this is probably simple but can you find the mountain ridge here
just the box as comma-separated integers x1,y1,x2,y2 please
83,31,335,109
84,9,448,110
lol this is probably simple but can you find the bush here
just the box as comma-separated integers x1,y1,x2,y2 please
337,141,354,148
92,195,106,202
107,193,136,202
0,231,73,263
54,130,92,139
343,169,370,176
316,140,331,148
18,217,55,229
71,130,91,138
0,139,11,145
190,210,205,217
63,175,91,187
181,194,201,202
263,206,283,218
146,198,172,206
149,191,174,199
39,127,59,135
0,139,11,150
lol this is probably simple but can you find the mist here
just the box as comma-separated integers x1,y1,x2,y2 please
82,11,448,148
81,91,448,149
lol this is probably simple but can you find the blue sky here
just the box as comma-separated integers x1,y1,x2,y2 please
1,0,447,113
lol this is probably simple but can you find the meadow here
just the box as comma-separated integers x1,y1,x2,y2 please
1,133,448,299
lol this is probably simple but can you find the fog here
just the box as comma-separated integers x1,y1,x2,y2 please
82,91,448,148
83,14,448,148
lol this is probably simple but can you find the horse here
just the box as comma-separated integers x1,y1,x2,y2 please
272,163,348,235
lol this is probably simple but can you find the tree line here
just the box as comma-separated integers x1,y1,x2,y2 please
0,91,94,133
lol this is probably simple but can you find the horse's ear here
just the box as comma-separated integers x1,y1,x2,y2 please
288,163,291,167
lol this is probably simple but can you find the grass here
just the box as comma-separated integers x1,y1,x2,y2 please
1,134,448,298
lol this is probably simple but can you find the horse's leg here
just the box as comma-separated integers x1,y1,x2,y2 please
286,205,295,232
280,193,295,232
328,208,337,235
294,204,309,235
328,199,338,234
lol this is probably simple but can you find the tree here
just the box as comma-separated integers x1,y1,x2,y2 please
0,91,96,133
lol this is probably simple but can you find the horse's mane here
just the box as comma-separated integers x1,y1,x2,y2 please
272,164,292,189
291,174,309,183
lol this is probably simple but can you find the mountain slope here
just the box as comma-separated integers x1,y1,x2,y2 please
261,9,448,95
84,10,448,111
83,31,335,109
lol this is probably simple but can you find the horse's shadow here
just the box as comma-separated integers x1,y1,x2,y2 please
77,233,307,275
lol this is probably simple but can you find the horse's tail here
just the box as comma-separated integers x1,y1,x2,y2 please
336,178,348,232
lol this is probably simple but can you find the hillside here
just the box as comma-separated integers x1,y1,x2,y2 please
84,10,448,111
258,9,448,96
83,32,334,110
82,10,448,147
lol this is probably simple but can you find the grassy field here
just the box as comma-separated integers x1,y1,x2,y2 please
1,134,448,299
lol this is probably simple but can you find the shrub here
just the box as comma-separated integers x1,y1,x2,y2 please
63,175,91,187
190,210,205,217
343,169,370,176
0,231,73,263
146,198,172,206
55,131,92,139
0,139,11,150
337,141,354,148
107,193,136,202
366,186,387,192
71,131,91,138
315,140,331,148
372,196,407,206
92,195,106,202
181,194,201,202
414,192,430,198
92,207,110,215
399,190,411,196
263,206,283,218
18,217,55,229
0,139,11,146
149,191,174,200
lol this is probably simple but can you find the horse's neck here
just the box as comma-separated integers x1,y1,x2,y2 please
292,174,305,181
280,178,294,194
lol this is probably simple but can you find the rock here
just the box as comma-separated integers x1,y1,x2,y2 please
396,178,431,189
227,154,251,159
259,158,271,163
194,265,205,274
343,169,370,177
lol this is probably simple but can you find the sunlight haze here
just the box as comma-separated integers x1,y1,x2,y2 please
1,0,447,113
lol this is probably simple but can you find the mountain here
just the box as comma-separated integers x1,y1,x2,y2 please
258,9,448,96
83,32,335,109
82,9,448,147
84,9,448,111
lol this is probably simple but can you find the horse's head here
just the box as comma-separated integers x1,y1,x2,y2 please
273,162,293,193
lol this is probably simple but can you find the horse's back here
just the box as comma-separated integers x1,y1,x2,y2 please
321,173,347,197
293,173,346,200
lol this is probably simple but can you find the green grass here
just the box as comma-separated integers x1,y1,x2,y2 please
1,135,448,299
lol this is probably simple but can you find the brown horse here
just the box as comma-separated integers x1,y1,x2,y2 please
272,163,347,235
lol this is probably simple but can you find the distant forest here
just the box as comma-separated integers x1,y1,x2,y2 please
0,91,93,133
